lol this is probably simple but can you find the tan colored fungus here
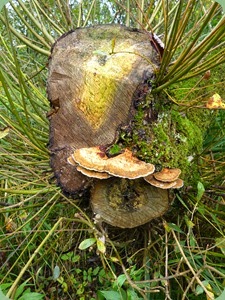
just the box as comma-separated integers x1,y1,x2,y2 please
76,165,111,179
72,146,108,171
144,175,178,189
171,178,184,189
72,147,155,179
91,178,169,228
104,149,155,179
153,168,181,182
67,156,77,166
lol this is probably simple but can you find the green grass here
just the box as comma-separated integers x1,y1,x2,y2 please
1,1,225,299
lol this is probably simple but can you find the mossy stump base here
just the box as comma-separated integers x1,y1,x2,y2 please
47,24,159,194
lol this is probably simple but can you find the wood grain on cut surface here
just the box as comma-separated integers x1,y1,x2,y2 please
47,24,158,193
91,178,169,228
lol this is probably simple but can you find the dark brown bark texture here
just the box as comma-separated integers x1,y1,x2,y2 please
47,24,159,194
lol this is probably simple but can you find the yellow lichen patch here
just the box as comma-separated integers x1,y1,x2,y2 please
206,93,225,109
77,46,140,130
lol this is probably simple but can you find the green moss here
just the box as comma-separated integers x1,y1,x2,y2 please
113,90,210,185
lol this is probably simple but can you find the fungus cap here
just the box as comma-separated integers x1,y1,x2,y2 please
171,178,184,189
76,165,111,179
91,178,169,228
104,149,155,179
72,147,155,179
67,156,77,166
144,175,177,189
72,146,108,172
153,168,181,182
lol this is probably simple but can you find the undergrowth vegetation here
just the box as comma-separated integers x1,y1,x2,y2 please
0,1,225,299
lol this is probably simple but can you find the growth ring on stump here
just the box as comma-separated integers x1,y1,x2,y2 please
47,24,159,194
91,178,169,228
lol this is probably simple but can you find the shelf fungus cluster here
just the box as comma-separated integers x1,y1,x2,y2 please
67,147,183,228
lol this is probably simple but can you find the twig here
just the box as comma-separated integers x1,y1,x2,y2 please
6,218,63,298
165,230,172,300
182,269,203,300
171,230,214,300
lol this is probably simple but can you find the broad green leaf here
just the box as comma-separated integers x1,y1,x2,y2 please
165,222,184,233
19,293,44,300
214,0,225,13
93,266,100,276
53,265,60,280
60,252,80,262
127,289,142,300
215,288,225,300
0,0,9,12
78,238,96,250
196,182,205,202
115,274,126,287
0,288,10,300
14,281,27,300
98,291,123,300
60,252,73,260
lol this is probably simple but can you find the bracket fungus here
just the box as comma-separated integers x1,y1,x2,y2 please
144,168,183,189
70,146,155,179
76,166,112,179
91,178,169,228
153,168,181,182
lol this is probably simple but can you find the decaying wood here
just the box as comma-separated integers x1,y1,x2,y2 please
91,178,169,228
47,24,159,194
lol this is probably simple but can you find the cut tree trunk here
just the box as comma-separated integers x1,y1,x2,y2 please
47,24,159,194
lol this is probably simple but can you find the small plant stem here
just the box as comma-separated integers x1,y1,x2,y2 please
136,0,144,28
182,269,203,300
162,2,218,80
6,218,63,298
171,230,214,300
154,3,222,91
32,0,64,34
17,0,55,44
157,0,184,82
126,0,130,27
83,0,97,27
204,264,225,279
180,75,205,102
135,270,191,284
0,15,50,55
1,197,59,279
10,2,51,49
165,230,172,300
77,0,83,27
108,240,147,299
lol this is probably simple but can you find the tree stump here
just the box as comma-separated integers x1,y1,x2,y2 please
47,24,159,194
